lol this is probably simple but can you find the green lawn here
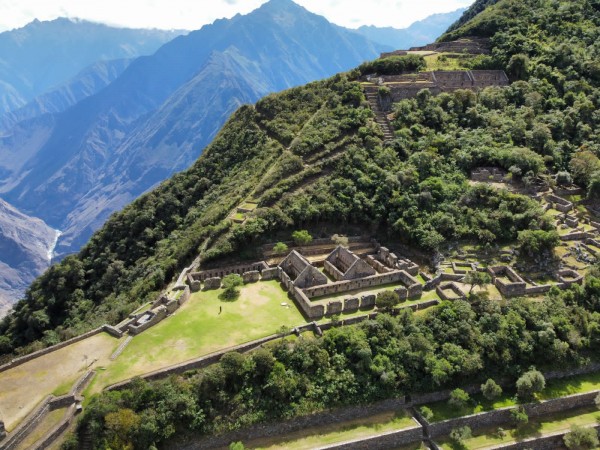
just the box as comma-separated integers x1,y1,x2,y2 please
88,280,306,392
423,52,474,70
244,410,417,450
437,405,600,449
240,202,259,211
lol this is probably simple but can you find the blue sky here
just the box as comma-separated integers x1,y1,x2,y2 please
0,0,473,32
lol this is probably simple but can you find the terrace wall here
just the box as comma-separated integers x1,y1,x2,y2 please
188,261,269,282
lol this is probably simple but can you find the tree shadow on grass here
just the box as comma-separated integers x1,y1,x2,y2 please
218,289,240,302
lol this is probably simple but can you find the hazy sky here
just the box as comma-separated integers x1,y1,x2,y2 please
0,0,473,32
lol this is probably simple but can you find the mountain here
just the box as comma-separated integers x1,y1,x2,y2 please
0,0,386,262
0,199,56,317
0,18,185,114
0,58,132,131
1,0,598,357
353,8,466,49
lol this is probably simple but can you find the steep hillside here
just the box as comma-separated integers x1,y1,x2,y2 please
0,199,56,317
0,18,183,113
0,58,132,132
354,8,466,49
1,0,599,360
0,0,386,262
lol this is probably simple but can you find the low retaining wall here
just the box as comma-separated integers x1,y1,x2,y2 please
30,404,77,450
0,326,104,374
487,424,600,450
426,390,600,439
0,396,53,450
170,397,410,450
318,422,422,450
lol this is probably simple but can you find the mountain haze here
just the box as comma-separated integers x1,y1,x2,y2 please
0,0,387,261
0,18,184,113
353,8,466,49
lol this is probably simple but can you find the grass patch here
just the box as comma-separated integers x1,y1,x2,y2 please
245,410,417,449
90,280,307,392
423,52,474,70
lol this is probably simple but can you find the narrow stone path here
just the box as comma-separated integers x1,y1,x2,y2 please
110,336,133,361
363,86,394,141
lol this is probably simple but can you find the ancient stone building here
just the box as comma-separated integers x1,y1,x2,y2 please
324,246,376,281
279,250,328,289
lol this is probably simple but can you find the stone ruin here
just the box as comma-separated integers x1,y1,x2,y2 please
471,167,509,183
436,282,467,301
489,265,527,297
546,193,573,213
325,246,376,281
409,37,492,54
279,250,328,289
365,70,509,110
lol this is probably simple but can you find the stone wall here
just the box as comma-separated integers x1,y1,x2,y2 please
318,424,423,450
489,266,527,297
491,424,600,450
260,267,279,280
426,389,600,439
204,277,221,290
546,193,573,213
242,271,260,283
188,261,269,282
128,306,167,335
303,270,414,299
436,282,466,301
0,396,52,450
0,327,104,374
170,397,411,450
561,231,596,241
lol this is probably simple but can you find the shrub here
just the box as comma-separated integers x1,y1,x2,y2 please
481,378,503,400
221,274,243,301
292,230,313,246
273,242,288,255
510,406,529,426
563,425,599,450
420,406,434,421
516,369,545,400
448,388,470,408
450,426,472,445
376,291,400,311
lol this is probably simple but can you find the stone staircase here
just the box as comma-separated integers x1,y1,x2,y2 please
364,87,394,141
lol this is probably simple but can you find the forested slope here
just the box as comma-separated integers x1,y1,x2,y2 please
1,0,599,361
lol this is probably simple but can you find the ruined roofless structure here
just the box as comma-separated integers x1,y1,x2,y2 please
278,250,328,289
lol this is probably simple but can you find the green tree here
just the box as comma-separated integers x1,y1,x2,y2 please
464,271,492,295
448,388,470,408
481,378,503,400
221,274,243,301
420,406,434,421
292,230,313,246
376,291,400,311
563,425,599,450
516,369,545,400
273,242,288,255
450,426,472,446
229,442,246,450
510,406,529,426
517,230,560,257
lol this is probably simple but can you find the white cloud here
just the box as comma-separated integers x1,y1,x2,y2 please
0,0,473,32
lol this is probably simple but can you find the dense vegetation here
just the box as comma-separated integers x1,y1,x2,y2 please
67,270,600,448
1,0,599,365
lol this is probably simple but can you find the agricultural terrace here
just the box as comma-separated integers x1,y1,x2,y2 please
0,332,118,431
